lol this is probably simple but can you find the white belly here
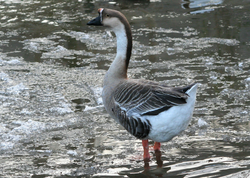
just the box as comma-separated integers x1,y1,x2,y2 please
146,84,198,142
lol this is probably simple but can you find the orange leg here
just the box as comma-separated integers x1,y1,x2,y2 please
153,142,161,151
142,140,150,161
155,149,163,168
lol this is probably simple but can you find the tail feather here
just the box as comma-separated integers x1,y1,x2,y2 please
173,82,198,94
186,83,199,99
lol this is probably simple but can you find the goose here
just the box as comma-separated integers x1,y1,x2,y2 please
87,8,199,161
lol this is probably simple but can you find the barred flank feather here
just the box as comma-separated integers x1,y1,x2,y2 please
115,104,151,139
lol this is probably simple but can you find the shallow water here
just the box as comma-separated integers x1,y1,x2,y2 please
0,0,250,177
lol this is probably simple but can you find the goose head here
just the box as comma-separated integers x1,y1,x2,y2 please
87,8,132,74
87,8,130,33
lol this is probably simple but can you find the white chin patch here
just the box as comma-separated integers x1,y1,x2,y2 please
98,8,104,22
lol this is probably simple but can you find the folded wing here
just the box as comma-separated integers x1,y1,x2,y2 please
114,80,192,117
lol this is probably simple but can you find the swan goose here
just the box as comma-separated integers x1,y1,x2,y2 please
87,8,198,161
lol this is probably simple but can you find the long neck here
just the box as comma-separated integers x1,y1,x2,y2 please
107,21,132,79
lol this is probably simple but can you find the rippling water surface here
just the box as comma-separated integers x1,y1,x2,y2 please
0,0,249,177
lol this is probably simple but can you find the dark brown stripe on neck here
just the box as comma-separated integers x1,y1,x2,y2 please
113,10,132,72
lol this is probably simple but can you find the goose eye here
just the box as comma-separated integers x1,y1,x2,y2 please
106,14,110,17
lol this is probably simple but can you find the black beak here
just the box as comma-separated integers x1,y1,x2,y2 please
87,16,102,26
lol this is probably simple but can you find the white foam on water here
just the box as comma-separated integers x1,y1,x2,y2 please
91,87,103,105
0,69,77,152
198,118,209,129
2,0,33,4
5,59,21,65
11,119,46,135
22,37,58,53
67,150,78,156
50,102,73,115
0,119,47,151
0,117,80,152
0,72,11,82
83,87,104,111
41,45,72,59
67,31,90,42
7,83,28,95
20,108,33,115
0,59,21,66
84,105,97,111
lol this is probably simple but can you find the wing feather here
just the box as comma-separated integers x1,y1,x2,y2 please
114,80,190,117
